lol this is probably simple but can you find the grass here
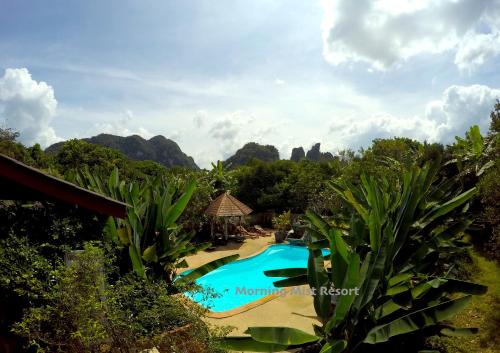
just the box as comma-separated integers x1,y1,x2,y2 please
436,251,500,353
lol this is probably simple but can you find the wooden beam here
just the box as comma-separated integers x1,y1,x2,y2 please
0,154,128,218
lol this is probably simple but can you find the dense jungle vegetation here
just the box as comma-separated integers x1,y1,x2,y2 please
0,101,498,353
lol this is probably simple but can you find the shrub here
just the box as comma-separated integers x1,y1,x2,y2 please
0,235,56,334
14,243,227,353
220,163,487,352
272,210,292,232
478,163,500,261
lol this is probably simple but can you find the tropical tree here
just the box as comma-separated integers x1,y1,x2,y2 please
70,167,208,281
219,162,487,352
448,125,495,178
209,160,235,193
54,139,128,172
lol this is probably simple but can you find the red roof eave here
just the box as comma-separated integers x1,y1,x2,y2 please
0,154,128,218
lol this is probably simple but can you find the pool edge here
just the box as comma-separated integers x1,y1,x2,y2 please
205,291,283,318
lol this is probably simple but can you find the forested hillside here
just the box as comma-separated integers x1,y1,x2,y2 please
46,133,199,170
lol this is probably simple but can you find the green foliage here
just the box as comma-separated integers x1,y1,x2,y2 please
449,111,499,261
449,125,494,178
489,100,500,134
367,137,424,167
14,243,223,353
272,210,292,232
209,160,236,193
52,139,128,172
47,133,199,170
340,138,443,186
72,167,209,281
0,127,49,167
222,163,486,352
129,159,169,178
0,200,107,257
434,251,500,353
0,235,56,333
218,327,320,352
233,159,341,213
478,164,500,259
2,104,499,353
0,127,20,141
177,254,240,284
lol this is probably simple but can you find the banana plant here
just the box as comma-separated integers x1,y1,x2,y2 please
220,163,487,352
448,125,495,177
70,167,210,281
209,160,235,193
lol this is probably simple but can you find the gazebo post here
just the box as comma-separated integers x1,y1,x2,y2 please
210,217,214,240
224,217,228,240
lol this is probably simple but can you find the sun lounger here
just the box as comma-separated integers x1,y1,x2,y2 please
235,225,260,238
253,225,272,236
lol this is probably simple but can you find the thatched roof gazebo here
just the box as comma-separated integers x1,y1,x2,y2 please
205,192,252,217
205,192,252,240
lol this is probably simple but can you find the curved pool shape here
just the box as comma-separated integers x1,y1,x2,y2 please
185,244,328,313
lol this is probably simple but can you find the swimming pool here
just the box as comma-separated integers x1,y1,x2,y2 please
184,244,327,313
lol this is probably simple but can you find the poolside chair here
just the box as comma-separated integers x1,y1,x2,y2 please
253,225,272,236
235,225,260,238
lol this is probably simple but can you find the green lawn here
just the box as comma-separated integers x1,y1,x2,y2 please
439,251,500,353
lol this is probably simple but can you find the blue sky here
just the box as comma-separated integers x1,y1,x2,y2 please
1,0,499,167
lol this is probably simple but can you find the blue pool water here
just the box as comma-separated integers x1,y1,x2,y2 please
184,244,328,313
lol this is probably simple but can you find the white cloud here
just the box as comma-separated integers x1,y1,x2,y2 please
321,0,500,71
209,111,255,156
328,111,436,149
93,109,152,138
430,84,500,140
455,32,500,72
0,68,61,147
328,84,500,149
274,78,286,86
205,110,284,159
168,130,183,141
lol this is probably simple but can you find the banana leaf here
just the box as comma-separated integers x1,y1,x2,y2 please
306,209,330,239
177,254,239,284
419,188,476,228
319,340,347,353
440,326,478,336
273,275,308,287
129,244,146,279
264,268,307,277
216,337,288,352
244,327,320,345
364,295,472,344
332,253,360,323
163,179,197,226
308,248,331,322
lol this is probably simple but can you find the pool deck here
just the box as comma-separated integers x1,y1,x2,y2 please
183,237,320,337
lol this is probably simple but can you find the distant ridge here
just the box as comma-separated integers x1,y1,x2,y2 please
224,142,280,167
223,142,335,167
46,133,199,169
290,143,334,162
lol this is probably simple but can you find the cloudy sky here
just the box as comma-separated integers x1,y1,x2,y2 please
1,0,500,168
